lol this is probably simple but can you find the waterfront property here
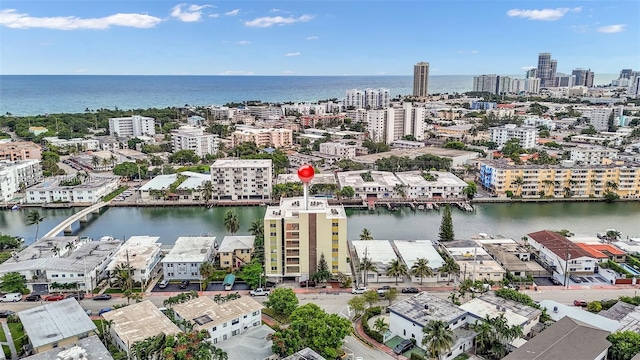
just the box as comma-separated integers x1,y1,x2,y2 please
460,293,542,338
19,298,97,354
351,240,399,284
211,159,273,201
25,176,119,204
106,236,162,286
218,236,255,271
441,240,506,282
394,171,468,200
479,239,549,277
0,159,43,202
102,300,180,356
527,230,598,277
0,141,42,161
276,173,338,186
161,236,216,281
393,240,446,283
138,172,210,201
172,296,263,344
336,170,402,201
263,197,349,282
576,243,627,263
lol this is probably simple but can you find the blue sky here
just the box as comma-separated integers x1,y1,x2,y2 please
1,1,638,75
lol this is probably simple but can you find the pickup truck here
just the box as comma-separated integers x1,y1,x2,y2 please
250,288,270,297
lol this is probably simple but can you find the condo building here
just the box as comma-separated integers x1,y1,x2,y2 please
263,197,349,281
210,159,273,200
413,62,429,97
171,126,219,157
367,103,427,144
570,147,619,165
230,127,293,149
344,88,390,109
572,68,595,87
0,141,42,161
489,124,537,149
108,115,156,138
318,142,357,160
537,53,557,88
0,159,43,202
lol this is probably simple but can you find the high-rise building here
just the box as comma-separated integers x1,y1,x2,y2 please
108,115,156,138
473,74,511,94
572,68,595,87
413,62,429,97
537,53,558,88
263,197,349,281
366,103,427,144
620,69,633,79
344,88,390,109
550,60,558,85
554,73,576,88
526,68,538,78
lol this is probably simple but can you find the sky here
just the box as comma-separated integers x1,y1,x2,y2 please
0,1,638,76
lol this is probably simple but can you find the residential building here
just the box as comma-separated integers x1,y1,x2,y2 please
570,146,618,165
108,115,156,138
442,240,506,282
187,115,206,127
102,300,180,356
172,296,263,344
435,124,474,139
367,103,427,143
522,117,556,130
43,137,100,152
106,236,162,285
572,68,595,87
504,316,611,360
554,73,576,87
19,299,97,354
246,106,283,120
473,74,512,94
0,159,43,202
276,173,337,186
344,88,390,109
589,107,614,131
28,126,49,136
0,141,42,161
352,146,479,168
527,230,599,277
25,175,118,204
489,124,537,149
161,236,216,281
171,126,219,157
218,236,255,270
215,325,277,360
537,53,557,88
480,239,548,277
460,294,542,337
576,243,626,263
231,127,292,148
336,170,402,201
138,172,210,201
299,114,346,128
283,348,326,360
413,62,430,97
210,159,273,200
391,140,425,149
319,142,357,160
71,150,117,172
351,240,402,284
540,300,620,332
388,292,475,360
394,171,468,200
22,336,112,360
263,197,349,281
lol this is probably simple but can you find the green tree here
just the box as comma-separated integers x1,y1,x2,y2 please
359,257,377,287
385,258,408,285
0,234,21,250
264,288,299,318
422,319,454,360
223,210,240,234
363,290,380,308
463,181,478,199
510,176,524,197
347,295,366,318
383,287,398,306
339,186,355,198
199,181,213,203
248,219,264,238
113,162,147,179
607,331,640,360
359,228,373,240
411,258,434,285
111,263,134,291
438,204,455,241
26,210,44,241
168,149,200,165
199,261,214,291
373,318,389,334
587,301,603,313
0,272,27,293
439,257,460,283
313,253,332,283
238,260,263,289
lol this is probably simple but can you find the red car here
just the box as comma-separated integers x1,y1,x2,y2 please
573,300,588,307
44,294,65,302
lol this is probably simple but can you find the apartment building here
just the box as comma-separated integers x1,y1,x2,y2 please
43,137,100,152
25,176,118,204
588,107,614,131
413,62,430,97
318,142,357,160
478,159,640,199
108,115,156,137
263,197,349,281
344,88,390,109
395,171,468,199
527,230,599,276
161,236,217,281
0,159,43,202
570,146,619,165
218,236,255,270
231,127,292,148
473,74,512,94
106,236,162,285
0,141,42,161
210,159,273,200
490,124,537,149
299,114,346,128
336,170,402,201
171,126,219,157
367,103,427,144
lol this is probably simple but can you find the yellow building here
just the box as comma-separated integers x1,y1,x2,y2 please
218,236,255,270
478,160,640,199
263,197,349,281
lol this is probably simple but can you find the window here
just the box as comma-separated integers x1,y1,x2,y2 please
252,311,260,316
232,318,239,325
223,322,227,328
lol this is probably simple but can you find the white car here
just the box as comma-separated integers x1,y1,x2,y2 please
0,293,22,302
351,287,367,294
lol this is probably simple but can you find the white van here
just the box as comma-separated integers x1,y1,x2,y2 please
0,293,22,302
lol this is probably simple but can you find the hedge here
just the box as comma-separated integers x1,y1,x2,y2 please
361,307,384,343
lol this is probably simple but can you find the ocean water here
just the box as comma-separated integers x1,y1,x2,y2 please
0,74,618,116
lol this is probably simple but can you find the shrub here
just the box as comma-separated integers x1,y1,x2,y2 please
411,353,427,360
361,307,383,343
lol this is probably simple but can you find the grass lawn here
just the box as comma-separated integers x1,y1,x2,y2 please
2,345,10,359
8,322,25,352
0,325,6,342
93,320,105,334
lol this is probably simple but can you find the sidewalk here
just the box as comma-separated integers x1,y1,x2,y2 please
1,321,17,360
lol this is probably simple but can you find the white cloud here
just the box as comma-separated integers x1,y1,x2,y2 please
282,70,294,74
521,66,536,70
506,7,581,21
306,35,319,40
470,50,479,54
171,3,212,22
244,14,313,28
0,9,162,29
598,24,625,33
284,52,301,57
73,68,88,73
236,40,250,45
209,14,219,18
225,9,240,16
220,70,254,75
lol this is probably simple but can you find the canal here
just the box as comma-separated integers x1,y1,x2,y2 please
2,202,640,245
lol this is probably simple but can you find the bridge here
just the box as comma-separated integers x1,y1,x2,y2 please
42,201,111,238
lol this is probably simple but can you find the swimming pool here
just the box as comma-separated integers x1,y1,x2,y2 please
620,263,640,276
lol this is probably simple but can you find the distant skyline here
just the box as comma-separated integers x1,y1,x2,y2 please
0,1,638,76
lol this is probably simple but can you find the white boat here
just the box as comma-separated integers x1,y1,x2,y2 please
11,204,19,210
99,236,115,241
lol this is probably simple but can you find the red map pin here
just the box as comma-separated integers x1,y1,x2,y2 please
297,164,315,183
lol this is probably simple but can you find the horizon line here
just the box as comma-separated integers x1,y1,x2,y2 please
0,73,620,77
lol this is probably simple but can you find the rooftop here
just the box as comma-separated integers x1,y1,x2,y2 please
599,301,637,321
351,240,397,271
460,294,541,327
481,158,640,170
18,299,97,349
336,170,402,188
276,173,337,185
23,335,112,360
282,348,326,360
539,300,620,332
3,236,79,264
102,300,180,346
139,172,210,191
28,176,118,191
215,325,275,360
352,146,478,164
172,296,263,331
161,236,216,263
218,236,255,253
264,197,346,220
527,230,595,260
394,171,467,188
392,240,445,269
388,292,467,327
106,236,161,271
211,159,272,169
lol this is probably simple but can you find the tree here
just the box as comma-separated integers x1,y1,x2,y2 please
411,258,434,285
132,330,227,360
0,234,21,251
359,257,377,287
438,204,455,241
248,219,264,238
383,287,398,306
238,260,263,289
463,181,478,199
607,331,640,360
439,257,460,283
348,296,366,318
385,258,408,285
363,290,380,308
113,162,147,179
91,155,100,169
0,272,27,293
223,210,240,234
510,176,524,197
360,228,373,240
264,288,299,318
26,210,44,241
340,186,355,198
199,261,214,291
168,149,200,165
422,319,454,360
199,181,213,203
313,253,332,284
111,263,134,291
394,184,407,199
65,241,75,253
373,318,389,334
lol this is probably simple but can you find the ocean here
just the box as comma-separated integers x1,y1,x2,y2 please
0,74,618,116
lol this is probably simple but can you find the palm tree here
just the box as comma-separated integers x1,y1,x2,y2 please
111,263,134,291
470,317,493,355
199,261,214,291
65,241,74,254
448,292,461,305
359,257,377,287
541,179,554,197
200,180,214,203
223,210,240,234
385,258,408,285
411,258,434,285
373,317,389,334
422,319,454,360
26,210,44,241
359,228,373,240
51,245,61,257
91,155,100,169
510,176,524,197
605,229,621,242
213,294,223,304
394,184,407,199
109,154,117,167
248,219,264,238
438,257,460,283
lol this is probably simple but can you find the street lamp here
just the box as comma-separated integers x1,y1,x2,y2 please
564,251,572,288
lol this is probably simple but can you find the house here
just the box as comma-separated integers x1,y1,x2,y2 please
106,236,162,285
391,240,446,283
172,296,263,344
22,336,112,360
503,317,612,360
527,230,599,276
215,325,277,360
441,240,506,282
102,300,181,356
351,240,400,284
539,300,620,332
388,292,475,360
459,294,542,338
161,236,216,281
217,236,255,270
480,239,548,277
18,298,97,354
577,243,627,263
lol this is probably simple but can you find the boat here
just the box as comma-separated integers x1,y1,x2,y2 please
10,204,19,210
417,204,425,211
99,236,115,241
426,203,433,210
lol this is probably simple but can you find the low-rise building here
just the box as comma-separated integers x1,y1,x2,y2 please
218,236,255,270
138,172,210,202
215,325,277,360
393,240,446,283
43,137,100,152
171,126,219,157
391,140,425,149
460,294,542,337
161,236,217,281
576,243,626,263
351,240,400,284
25,175,119,204
0,141,42,161
480,239,548,277
19,299,97,354
211,159,273,201
231,127,292,148
172,296,263,344
395,171,468,200
336,170,402,201
106,236,162,285
318,142,357,160
570,146,619,165
102,300,180,356
527,230,599,277
442,240,506,282
352,146,479,168
0,159,43,202
22,335,112,360
276,173,337,186
434,124,474,139
282,348,326,360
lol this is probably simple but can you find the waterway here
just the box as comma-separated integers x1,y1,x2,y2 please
2,202,639,245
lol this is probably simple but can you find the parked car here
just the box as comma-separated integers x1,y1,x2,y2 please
179,280,190,289
93,294,112,301
300,280,316,287
158,279,169,289
66,293,85,300
44,294,65,302
0,293,23,302
401,287,419,294
24,294,41,302
550,278,562,285
377,286,393,296
98,308,113,316
0,310,15,318
393,339,415,355
250,288,271,297
505,284,520,291
574,300,588,307
569,275,582,283
351,287,367,294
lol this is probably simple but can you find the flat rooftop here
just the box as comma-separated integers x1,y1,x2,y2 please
161,236,216,263
3,236,79,264
173,296,263,331
102,300,180,346
392,240,444,269
336,170,402,188
395,171,467,188
29,176,117,191
23,335,112,360
277,173,337,185
264,196,346,220
352,240,397,271
389,292,467,327
107,236,160,271
211,159,272,168
461,294,541,327
353,146,478,164
539,300,620,332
